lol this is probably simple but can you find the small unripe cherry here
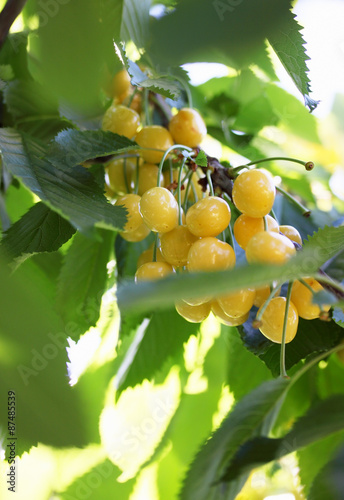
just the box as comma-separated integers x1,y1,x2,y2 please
187,237,236,272
102,104,140,139
245,231,296,265
291,278,331,320
137,246,166,269
233,214,279,249
258,297,299,344
160,225,199,267
120,222,150,242
232,169,276,217
175,300,211,323
186,196,231,237
279,225,302,246
111,69,131,101
139,187,179,233
105,157,139,195
211,301,249,326
135,125,174,164
137,163,164,196
115,194,143,232
217,288,256,318
169,108,207,147
135,261,175,282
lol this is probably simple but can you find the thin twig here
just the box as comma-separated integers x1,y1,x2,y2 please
0,0,28,49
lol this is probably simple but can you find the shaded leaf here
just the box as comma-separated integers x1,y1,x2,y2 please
0,257,89,455
179,377,289,500
233,95,278,134
60,459,135,500
308,444,344,500
148,0,292,70
0,128,127,235
121,0,151,48
266,84,320,142
47,129,138,168
127,59,182,100
117,309,199,393
56,230,115,339
224,326,272,400
0,202,76,268
268,10,319,111
33,0,119,112
220,395,344,483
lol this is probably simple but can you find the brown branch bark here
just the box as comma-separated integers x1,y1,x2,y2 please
0,0,28,49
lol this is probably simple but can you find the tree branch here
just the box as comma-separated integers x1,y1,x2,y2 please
0,0,28,49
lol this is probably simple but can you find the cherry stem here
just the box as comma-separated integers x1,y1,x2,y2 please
133,157,140,195
152,233,159,262
177,158,187,225
314,272,344,298
299,278,315,294
256,282,282,321
280,281,293,379
143,88,151,125
276,186,311,217
126,87,138,108
123,158,130,194
270,208,279,225
157,144,193,188
237,156,312,170
227,223,235,253
183,170,195,213
206,169,215,196
263,216,268,231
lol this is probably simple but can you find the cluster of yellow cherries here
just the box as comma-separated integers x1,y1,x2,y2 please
102,69,330,345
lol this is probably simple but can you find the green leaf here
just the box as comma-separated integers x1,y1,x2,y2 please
179,377,289,500
219,395,344,483
194,150,208,168
3,80,74,141
268,10,319,111
118,226,344,313
298,434,344,499
308,444,344,500
47,129,138,168
0,64,14,81
224,326,272,400
233,95,278,134
266,84,320,142
60,459,135,499
117,309,200,393
156,333,230,500
31,0,121,112
0,202,76,268
121,0,151,49
56,230,115,339
0,257,89,455
4,80,58,120
115,233,152,279
0,33,30,80
148,0,292,70
0,128,127,235
127,59,182,100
